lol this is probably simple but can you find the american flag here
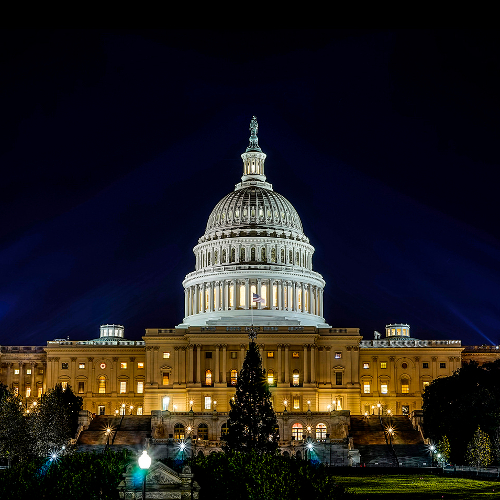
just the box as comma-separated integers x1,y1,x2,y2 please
252,293,265,304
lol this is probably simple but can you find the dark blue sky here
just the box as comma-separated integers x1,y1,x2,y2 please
1,29,499,346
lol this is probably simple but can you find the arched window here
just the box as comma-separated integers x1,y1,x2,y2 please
316,423,327,440
267,370,274,386
280,249,285,263
98,376,106,394
222,249,227,263
240,247,245,262
293,369,300,387
221,422,229,439
230,369,238,386
401,378,410,394
205,370,212,386
198,423,208,440
261,247,266,262
271,247,276,263
230,248,235,262
292,423,303,441
214,250,218,264
251,247,256,261
174,423,185,440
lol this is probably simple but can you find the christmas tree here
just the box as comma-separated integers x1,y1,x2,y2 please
466,426,492,467
225,339,279,453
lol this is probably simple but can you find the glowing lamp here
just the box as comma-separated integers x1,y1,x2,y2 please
138,450,151,470
307,443,313,450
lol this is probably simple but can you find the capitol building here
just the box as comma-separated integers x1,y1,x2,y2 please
0,118,493,458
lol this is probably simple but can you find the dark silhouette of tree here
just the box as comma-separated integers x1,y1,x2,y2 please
225,340,279,453
0,389,31,462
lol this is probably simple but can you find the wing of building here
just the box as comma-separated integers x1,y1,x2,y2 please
1,117,498,460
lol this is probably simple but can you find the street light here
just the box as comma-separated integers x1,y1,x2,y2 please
387,426,394,445
377,403,381,416
429,444,436,466
105,427,112,448
138,450,151,500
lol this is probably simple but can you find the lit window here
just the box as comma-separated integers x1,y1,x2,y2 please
79,363,85,369
335,352,342,359
267,351,274,358
198,423,208,440
230,369,238,385
440,362,446,369
98,405,105,415
364,382,370,394
38,386,43,397
174,423,185,439
292,423,303,440
205,370,212,386
98,377,106,394
162,373,170,385
363,362,370,369
163,352,170,359
137,362,144,369
78,382,84,394
423,381,430,390
137,381,144,394
120,381,127,394
221,422,229,438
162,396,170,411
14,369,20,375
205,396,212,410
292,369,300,387
267,370,274,385
292,351,299,358
39,368,44,375
120,362,127,369
335,372,342,385
26,368,32,375
25,386,31,398
137,407,143,415
239,284,246,307
401,380,409,393
316,423,327,440
61,382,68,391
292,396,300,410
380,362,387,369
381,384,388,394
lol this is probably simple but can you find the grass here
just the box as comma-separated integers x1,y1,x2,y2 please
334,474,500,499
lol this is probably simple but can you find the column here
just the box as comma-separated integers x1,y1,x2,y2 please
325,347,331,384
279,280,283,310
215,345,220,383
188,345,194,383
310,345,316,384
185,289,189,317
301,283,305,312
71,357,77,388
130,357,136,392
194,285,199,314
414,356,421,393
209,282,214,312
345,346,353,385
277,344,282,383
6,363,12,389
153,347,159,384
293,282,297,311
284,345,289,384
222,345,227,386
89,357,95,394
223,280,228,310
257,279,262,309
373,356,378,394
201,283,206,313
352,346,360,385
308,285,313,314
196,345,201,384
431,356,437,380
303,345,308,384
231,280,236,310
215,282,220,311
112,357,118,393
245,279,250,309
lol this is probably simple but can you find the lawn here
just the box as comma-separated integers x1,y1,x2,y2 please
335,474,499,499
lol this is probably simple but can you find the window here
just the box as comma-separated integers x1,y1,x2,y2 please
423,362,429,368
363,382,370,394
26,368,32,375
38,386,43,397
39,368,44,375
14,369,19,375
292,396,300,410
120,362,127,369
174,423,185,440
163,373,170,385
163,352,170,359
100,363,106,369
205,370,212,386
230,369,238,385
120,381,127,394
61,382,68,391
381,384,388,394
137,362,144,369
221,422,229,438
335,372,343,385
292,369,300,387
205,352,212,359
380,362,387,369
267,351,274,358
316,423,327,440
61,363,69,369
423,381,430,390
267,370,274,385
137,407,143,415
198,423,208,440
204,396,212,410
363,362,370,369
162,396,170,411
230,351,237,359
137,381,144,394
335,352,342,359
98,377,106,394
79,363,85,369
25,386,31,398
78,382,85,394
401,362,408,369
401,380,410,393
292,352,299,358
292,423,303,440
98,405,105,415
440,362,446,369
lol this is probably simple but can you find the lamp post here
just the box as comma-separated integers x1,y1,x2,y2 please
138,450,151,500
387,427,394,446
105,427,112,449
377,403,381,416
429,444,435,466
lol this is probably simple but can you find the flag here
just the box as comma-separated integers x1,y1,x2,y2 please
253,293,265,304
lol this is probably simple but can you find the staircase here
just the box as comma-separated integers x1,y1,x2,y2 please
350,416,396,466
386,416,431,467
77,415,151,451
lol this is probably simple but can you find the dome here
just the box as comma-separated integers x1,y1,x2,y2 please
204,185,304,238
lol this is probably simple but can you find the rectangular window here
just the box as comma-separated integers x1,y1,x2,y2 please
120,381,127,394
363,382,371,394
120,362,127,369
137,362,144,369
335,372,342,385
440,362,446,369
14,369,20,375
37,386,43,397
163,374,170,385
205,352,212,359
230,352,237,359
267,352,274,358
163,352,170,359
26,368,32,375
79,363,85,369
423,362,429,368
39,368,44,375
78,382,84,394
292,352,299,358
335,352,342,359
137,381,144,394
61,382,68,391
137,407,143,415
381,384,388,394
205,396,212,410
363,362,370,369
61,363,68,369
98,378,106,394
25,386,31,398
229,284,234,308
239,284,246,307
380,362,387,369
162,396,170,411
98,405,105,415
402,384,410,393
293,396,300,410
273,284,278,307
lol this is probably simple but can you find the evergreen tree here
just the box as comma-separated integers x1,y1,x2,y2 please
0,390,32,461
225,340,279,453
437,435,451,465
466,426,492,467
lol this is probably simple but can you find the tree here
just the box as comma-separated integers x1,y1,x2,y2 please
31,383,83,457
225,340,279,453
466,426,493,468
437,435,451,465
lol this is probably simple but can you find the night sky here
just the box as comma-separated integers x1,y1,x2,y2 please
1,29,499,346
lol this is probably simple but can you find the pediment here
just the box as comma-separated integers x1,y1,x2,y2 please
122,461,182,487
